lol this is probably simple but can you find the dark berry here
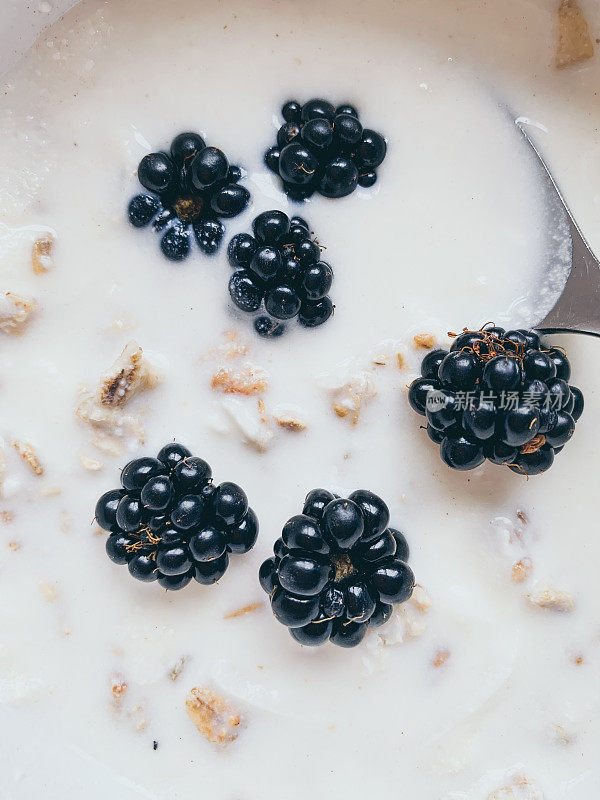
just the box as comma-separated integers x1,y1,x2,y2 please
278,143,319,186
106,533,133,565
157,442,191,471
140,476,174,513
157,570,193,591
348,489,389,542
138,152,177,194
356,130,386,169
522,378,550,410
210,183,250,218
301,98,336,123
95,488,125,531
358,171,377,188
271,587,320,627
319,156,358,198
253,210,290,244
298,297,333,327
290,215,309,230
277,121,301,148
538,407,558,435
462,397,497,440
264,146,280,172
250,246,282,281
498,405,541,447
295,238,320,266
173,457,212,492
368,601,393,628
439,351,480,391
227,165,242,183
509,444,555,476
482,325,505,337
322,498,364,550
334,113,363,148
302,261,333,300
284,182,316,201
254,316,286,338
193,218,224,254
278,553,331,597
190,146,229,190
170,494,206,531
408,377,440,415
170,132,206,166
570,386,584,421
228,233,257,268
273,537,287,560
523,350,556,381
259,557,279,594
545,411,575,448
427,423,445,444
194,552,229,584
229,271,264,313
301,117,333,152
226,507,259,554
189,526,227,562
390,528,410,562
440,432,485,470
425,389,459,431
115,495,144,532
503,330,528,347
158,528,183,547
121,457,166,491
128,554,157,582
160,224,190,261
450,331,487,353
336,103,358,117
214,482,248,526
152,207,175,231
265,285,301,320
128,194,160,227
156,545,192,576
290,618,334,646
546,378,571,410
288,224,310,244
321,585,346,618
278,256,303,286
282,514,331,555
358,529,396,565
483,439,518,465
345,581,376,623
547,347,571,381
330,619,366,648
282,100,302,122
302,488,336,520
482,355,522,392
372,560,414,604
516,329,540,349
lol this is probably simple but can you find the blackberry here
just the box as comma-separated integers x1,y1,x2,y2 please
225,210,334,336
407,326,583,475
128,132,250,261
96,444,257,590
265,99,387,199
260,488,414,648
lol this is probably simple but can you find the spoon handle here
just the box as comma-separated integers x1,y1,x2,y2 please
517,121,600,337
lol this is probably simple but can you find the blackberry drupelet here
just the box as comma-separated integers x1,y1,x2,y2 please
95,443,258,590
259,489,414,648
227,210,334,336
127,131,250,261
407,325,583,475
265,98,387,200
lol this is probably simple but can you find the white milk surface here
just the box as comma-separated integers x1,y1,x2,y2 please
1,0,600,798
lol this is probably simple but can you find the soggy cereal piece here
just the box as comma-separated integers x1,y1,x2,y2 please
275,413,307,431
8,540,21,551
432,649,450,668
556,0,593,69
487,772,545,799
1,510,14,524
223,602,262,619
413,333,435,349
13,441,43,476
220,396,274,451
211,364,269,396
185,687,241,745
39,579,57,602
527,586,575,613
77,397,146,445
31,233,55,274
331,371,377,425
511,557,533,583
169,657,186,681
0,292,37,335
79,454,103,471
97,341,161,407
411,585,432,613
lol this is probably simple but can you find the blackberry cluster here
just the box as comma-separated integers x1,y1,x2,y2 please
95,443,258,590
264,99,387,200
259,489,414,648
128,132,250,262
227,210,334,337
408,326,584,475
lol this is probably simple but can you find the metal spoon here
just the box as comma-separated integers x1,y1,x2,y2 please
516,120,600,337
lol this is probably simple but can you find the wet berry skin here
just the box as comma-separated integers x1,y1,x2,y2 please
282,514,331,555
116,495,144,532
161,225,190,261
482,356,522,392
302,261,333,300
323,498,364,550
368,601,393,628
193,219,225,254
158,570,194,591
301,98,336,122
128,194,160,227
356,130,387,168
548,347,571,382
358,171,377,188
303,488,336,520
188,526,227,562
228,233,258,268
408,377,440,415
545,411,575,448
509,444,555,476
483,439,518,465
439,351,480,391
372,560,415,604
277,121,301,148
121,457,166,492
282,100,302,122
229,270,264,313
253,210,290,244
298,297,333,327
523,350,556,382
95,489,125,531
170,132,206,166
156,545,192,576
138,152,177,194
173,457,212,492
290,618,334,646
346,581,376,623
359,529,397,565
330,619,367,648
140,475,173,513
278,553,332,597
334,113,363,148
250,246,282,281
106,533,133,565
462,397,497,441
278,143,319,186
190,146,229,190
213,482,248,525
226,507,259,554
194,552,229,584
348,489,389,542
157,442,191,472
301,118,333,152
265,285,302,320
259,556,279,594
271,587,320,628
498,405,540,447
440,432,485,470
264,146,280,172
420,349,448,379
570,386,584,421
426,389,459,431
319,156,358,198
210,183,250,217
390,528,410,562
128,553,158,582
170,494,206,531
254,316,286,338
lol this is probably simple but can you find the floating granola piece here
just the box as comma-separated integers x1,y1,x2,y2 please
331,370,377,425
219,396,274,451
8,540,21,551
556,0,593,69
432,649,450,668
1,510,14,523
511,557,533,583
185,687,241,745
97,341,161,407
275,413,307,432
0,292,37,335
31,233,55,274
79,454,103,471
169,657,186,681
527,586,575,613
211,364,269,396
224,602,262,619
487,772,545,800
39,579,57,602
413,333,435,349
13,441,43,476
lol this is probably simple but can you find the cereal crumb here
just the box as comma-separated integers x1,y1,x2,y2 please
39,485,62,497
511,557,533,583
397,352,406,370
31,233,55,274
97,341,161,407
527,586,575,613
516,509,528,525
331,371,376,425
556,0,593,69
8,540,21,551
211,364,269,396
13,441,43,476
573,653,584,665
411,585,432,613
0,292,37,335
79,454,103,471
413,333,435,349
1,510,14,524
185,687,241,745
39,579,58,602
552,722,576,746
169,657,186,681
432,649,450,668
275,414,307,431
224,602,263,619
487,772,544,799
